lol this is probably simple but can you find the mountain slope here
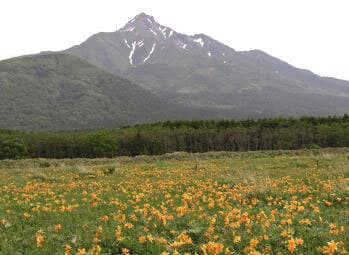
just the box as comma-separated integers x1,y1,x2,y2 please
64,13,349,117
0,54,199,131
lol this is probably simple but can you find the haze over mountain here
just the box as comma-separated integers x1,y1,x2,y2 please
63,13,349,117
1,13,348,131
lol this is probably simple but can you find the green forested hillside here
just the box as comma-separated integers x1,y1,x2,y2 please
0,54,194,131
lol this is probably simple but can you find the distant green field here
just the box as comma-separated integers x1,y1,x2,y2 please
0,149,348,254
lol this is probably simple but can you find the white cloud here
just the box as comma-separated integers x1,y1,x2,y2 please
0,0,348,80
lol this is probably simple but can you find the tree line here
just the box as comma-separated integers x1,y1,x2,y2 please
0,115,348,159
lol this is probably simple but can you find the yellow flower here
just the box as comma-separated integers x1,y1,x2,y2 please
178,232,193,245
299,218,311,226
55,224,62,232
138,235,146,244
233,235,241,244
202,242,224,255
115,226,123,241
147,234,154,242
122,248,130,255
23,212,31,220
75,248,87,255
64,244,72,255
91,244,101,255
35,230,45,247
176,205,188,217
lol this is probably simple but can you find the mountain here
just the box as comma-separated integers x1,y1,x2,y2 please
0,54,203,131
63,13,349,117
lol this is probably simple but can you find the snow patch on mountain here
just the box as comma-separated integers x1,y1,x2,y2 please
160,26,168,39
124,39,130,48
193,38,204,47
138,40,144,47
129,42,137,65
150,29,157,36
144,43,156,63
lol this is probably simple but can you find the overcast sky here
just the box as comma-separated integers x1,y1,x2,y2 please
1,0,348,80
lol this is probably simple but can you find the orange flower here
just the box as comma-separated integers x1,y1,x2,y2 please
287,239,297,253
322,241,338,255
202,242,224,255
138,235,146,244
99,215,109,222
249,238,259,249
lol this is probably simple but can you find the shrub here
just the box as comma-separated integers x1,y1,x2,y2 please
0,137,27,160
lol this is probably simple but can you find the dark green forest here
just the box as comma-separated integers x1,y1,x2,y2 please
0,115,348,159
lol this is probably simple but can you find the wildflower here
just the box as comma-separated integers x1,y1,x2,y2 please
287,238,297,253
296,238,304,246
76,248,87,255
322,241,338,255
249,238,259,249
138,235,146,244
233,235,241,244
124,222,134,229
64,244,72,255
35,230,45,247
176,205,187,217
99,215,109,222
91,244,101,255
122,248,130,255
23,212,31,220
299,218,311,226
202,242,224,255
178,232,193,245
55,224,62,232
329,224,339,236
324,200,333,207
147,234,154,242
115,226,123,241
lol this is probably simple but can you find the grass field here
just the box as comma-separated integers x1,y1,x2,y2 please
0,149,348,254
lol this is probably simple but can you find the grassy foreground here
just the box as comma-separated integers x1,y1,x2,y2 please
0,149,348,254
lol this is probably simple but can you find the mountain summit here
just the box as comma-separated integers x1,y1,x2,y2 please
64,13,349,117
116,13,234,67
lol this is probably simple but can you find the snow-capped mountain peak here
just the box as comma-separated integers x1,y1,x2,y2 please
63,13,349,118
117,13,234,66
